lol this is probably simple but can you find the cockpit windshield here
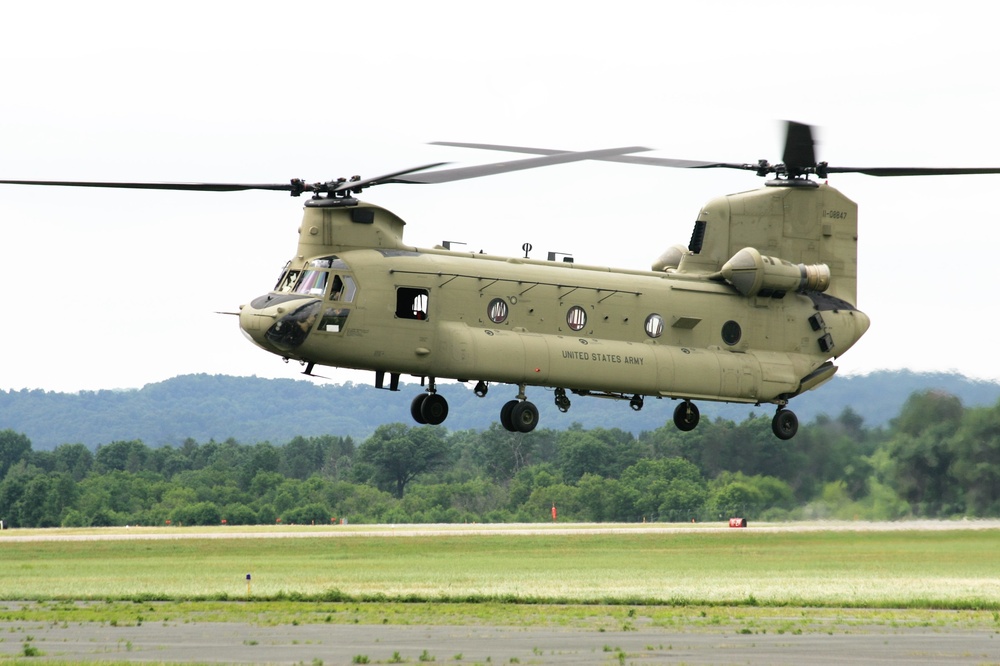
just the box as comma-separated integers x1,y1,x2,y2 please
274,256,353,296
294,257,334,295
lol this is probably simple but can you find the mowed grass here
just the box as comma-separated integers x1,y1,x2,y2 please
2,525,1000,609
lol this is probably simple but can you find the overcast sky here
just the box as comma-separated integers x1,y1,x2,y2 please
2,1,999,394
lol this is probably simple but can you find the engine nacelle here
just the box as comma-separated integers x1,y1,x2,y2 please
721,247,831,297
652,244,687,272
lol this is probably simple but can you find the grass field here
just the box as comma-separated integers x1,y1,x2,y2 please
2,523,999,610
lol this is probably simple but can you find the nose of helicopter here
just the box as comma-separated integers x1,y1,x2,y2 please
239,295,322,353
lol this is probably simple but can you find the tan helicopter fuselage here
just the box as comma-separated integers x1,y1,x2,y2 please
239,182,870,410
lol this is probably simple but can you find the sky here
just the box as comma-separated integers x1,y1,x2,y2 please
2,1,1000,393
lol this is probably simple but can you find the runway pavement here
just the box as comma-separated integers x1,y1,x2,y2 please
2,616,999,664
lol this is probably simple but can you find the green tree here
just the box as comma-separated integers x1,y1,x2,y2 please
706,481,764,519
221,503,258,525
884,392,965,515
0,430,32,480
949,402,1000,514
507,463,561,509
171,501,222,526
893,390,964,437
473,424,536,482
557,430,615,482
94,440,151,474
281,436,325,480
51,443,94,481
620,458,707,522
358,424,449,498
283,502,332,525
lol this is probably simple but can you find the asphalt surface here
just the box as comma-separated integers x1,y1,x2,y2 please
2,618,999,664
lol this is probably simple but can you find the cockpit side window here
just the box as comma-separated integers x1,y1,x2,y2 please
276,269,301,293
329,275,358,302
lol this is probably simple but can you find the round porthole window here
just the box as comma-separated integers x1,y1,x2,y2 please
722,320,742,345
645,313,664,338
567,305,587,331
487,298,508,324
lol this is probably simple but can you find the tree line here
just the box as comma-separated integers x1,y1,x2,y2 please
2,389,999,528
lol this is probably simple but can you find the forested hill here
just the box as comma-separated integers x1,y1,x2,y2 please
3,370,1000,450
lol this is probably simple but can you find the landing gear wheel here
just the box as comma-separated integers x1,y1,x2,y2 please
420,393,449,425
629,395,644,411
410,394,428,424
772,409,798,440
500,399,519,432
673,400,700,432
511,401,539,433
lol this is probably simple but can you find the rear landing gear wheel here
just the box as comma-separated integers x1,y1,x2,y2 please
410,394,428,424
673,400,700,432
420,393,449,425
772,408,798,440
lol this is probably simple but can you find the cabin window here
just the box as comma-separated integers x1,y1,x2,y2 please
396,287,429,320
645,313,664,338
722,320,742,345
487,298,508,324
566,305,587,331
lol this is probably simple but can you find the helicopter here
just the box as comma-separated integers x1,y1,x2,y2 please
5,122,1000,439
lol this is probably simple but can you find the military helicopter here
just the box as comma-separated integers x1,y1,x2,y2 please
5,122,1000,439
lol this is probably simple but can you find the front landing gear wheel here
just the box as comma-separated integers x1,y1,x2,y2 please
511,401,539,433
772,409,798,440
500,400,518,431
673,400,700,432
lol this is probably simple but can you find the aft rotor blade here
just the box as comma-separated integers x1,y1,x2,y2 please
825,166,1000,176
433,139,1000,179
782,120,818,172
430,141,745,170
390,146,655,184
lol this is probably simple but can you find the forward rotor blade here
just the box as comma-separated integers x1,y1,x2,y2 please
0,179,298,192
329,162,450,192
391,146,654,184
0,162,452,196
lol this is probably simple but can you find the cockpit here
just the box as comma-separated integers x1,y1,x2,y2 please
262,256,359,350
